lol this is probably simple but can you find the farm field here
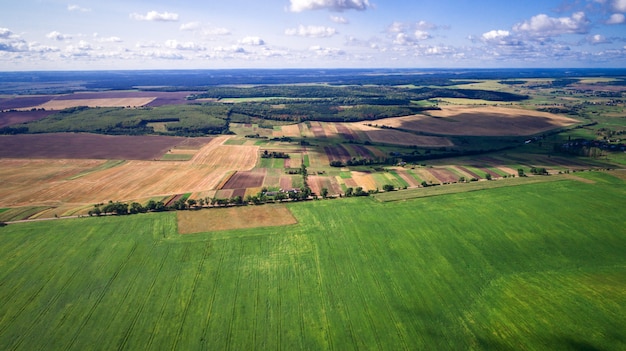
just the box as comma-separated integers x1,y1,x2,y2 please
0,174,624,350
0,136,258,209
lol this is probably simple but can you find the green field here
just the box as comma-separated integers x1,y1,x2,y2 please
0,173,624,350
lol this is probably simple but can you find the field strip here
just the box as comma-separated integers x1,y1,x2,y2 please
64,241,139,351
374,175,566,202
0,231,95,347
114,242,169,350
171,241,212,351
313,243,334,351
354,230,410,351
342,234,384,350
66,160,127,180
200,243,225,350
145,245,189,350
226,241,245,351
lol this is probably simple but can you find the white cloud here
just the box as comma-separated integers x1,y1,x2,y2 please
285,25,337,38
330,15,349,24
95,35,122,43
130,11,179,22
67,4,90,12
180,22,201,31
414,30,431,41
482,30,511,42
607,13,626,24
289,0,370,12
202,27,231,36
309,45,345,56
0,28,15,39
387,22,407,33
46,31,72,41
513,12,590,37
613,0,626,12
239,36,265,46
589,34,610,44
165,40,205,51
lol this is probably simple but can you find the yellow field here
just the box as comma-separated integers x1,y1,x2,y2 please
19,97,157,110
0,136,258,209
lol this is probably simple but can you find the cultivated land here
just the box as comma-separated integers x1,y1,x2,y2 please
0,69,625,349
0,174,624,350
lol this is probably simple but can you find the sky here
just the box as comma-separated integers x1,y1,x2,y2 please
1,0,625,70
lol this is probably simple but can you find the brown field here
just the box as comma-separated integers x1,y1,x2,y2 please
0,133,198,160
220,170,266,189
375,105,578,136
394,169,421,187
350,123,453,146
24,97,156,110
1,91,198,111
0,110,55,128
0,136,258,208
177,204,297,234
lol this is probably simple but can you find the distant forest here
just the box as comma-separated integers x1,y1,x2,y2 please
1,85,528,136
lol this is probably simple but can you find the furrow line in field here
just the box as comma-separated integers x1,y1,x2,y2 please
64,240,139,351
145,245,189,351
313,243,334,351
357,235,410,351
226,241,245,351
342,237,384,350
201,243,226,351
7,253,86,351
2,228,106,345
171,241,212,351
6,224,106,349
116,243,170,351
252,241,260,349
322,236,359,349
290,246,307,350
0,240,55,326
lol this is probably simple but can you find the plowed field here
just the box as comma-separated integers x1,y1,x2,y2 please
376,105,578,136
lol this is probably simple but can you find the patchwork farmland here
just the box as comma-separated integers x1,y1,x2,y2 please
1,70,625,351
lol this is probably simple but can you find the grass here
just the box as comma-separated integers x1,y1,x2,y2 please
0,175,624,350
0,206,51,222
160,153,194,161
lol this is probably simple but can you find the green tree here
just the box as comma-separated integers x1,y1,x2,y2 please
383,184,395,192
320,187,329,198
485,173,492,180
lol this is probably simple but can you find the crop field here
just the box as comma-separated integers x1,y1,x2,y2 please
0,174,623,350
0,133,193,160
377,105,578,136
0,136,257,208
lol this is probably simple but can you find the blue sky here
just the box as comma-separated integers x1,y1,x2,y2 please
1,0,625,70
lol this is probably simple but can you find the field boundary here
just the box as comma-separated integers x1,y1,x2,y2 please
373,175,566,202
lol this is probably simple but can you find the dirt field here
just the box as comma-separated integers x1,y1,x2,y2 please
177,204,298,234
220,170,266,189
24,97,157,110
0,110,55,128
375,105,578,136
0,136,258,207
349,123,454,146
0,133,197,160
